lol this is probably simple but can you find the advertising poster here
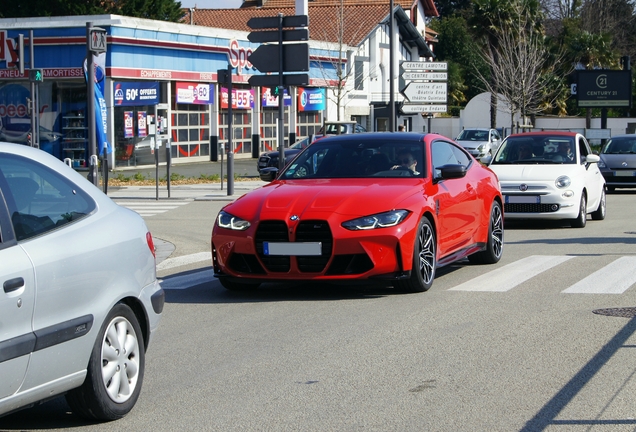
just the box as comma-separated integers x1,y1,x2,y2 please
176,82,215,104
124,111,134,138
298,87,326,112
138,111,147,137
220,87,254,109
261,87,292,108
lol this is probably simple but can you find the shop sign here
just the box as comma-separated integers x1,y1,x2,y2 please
114,81,160,106
220,87,254,110
228,39,255,75
176,82,215,104
0,30,19,69
298,87,325,112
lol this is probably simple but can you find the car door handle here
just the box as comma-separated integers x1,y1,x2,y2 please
4,277,24,293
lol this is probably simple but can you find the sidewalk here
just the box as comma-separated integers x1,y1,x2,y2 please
92,157,265,200
105,180,265,201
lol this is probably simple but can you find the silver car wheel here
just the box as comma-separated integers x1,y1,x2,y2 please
101,316,141,403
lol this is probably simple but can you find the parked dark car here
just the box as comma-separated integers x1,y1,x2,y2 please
597,134,636,191
257,135,325,171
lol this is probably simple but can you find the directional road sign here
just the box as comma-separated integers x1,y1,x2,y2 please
248,43,309,73
401,71,447,81
247,15,308,29
401,61,447,71
248,28,309,43
401,104,447,114
402,82,447,103
248,74,309,87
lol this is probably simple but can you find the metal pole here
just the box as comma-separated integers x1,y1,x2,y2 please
29,30,38,148
227,66,234,196
86,22,98,186
389,0,395,132
278,13,285,170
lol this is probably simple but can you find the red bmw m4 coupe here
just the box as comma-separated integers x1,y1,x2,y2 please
212,132,503,293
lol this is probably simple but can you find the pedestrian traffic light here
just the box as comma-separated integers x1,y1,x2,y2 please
29,69,43,82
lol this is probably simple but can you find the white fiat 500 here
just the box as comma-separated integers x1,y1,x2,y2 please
483,131,606,228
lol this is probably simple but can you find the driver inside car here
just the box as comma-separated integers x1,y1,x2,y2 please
392,150,420,175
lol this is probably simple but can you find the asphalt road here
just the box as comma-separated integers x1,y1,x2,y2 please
2,191,636,431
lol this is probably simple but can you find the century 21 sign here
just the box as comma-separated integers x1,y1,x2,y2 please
577,70,632,108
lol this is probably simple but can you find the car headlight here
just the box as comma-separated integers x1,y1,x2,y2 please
342,210,410,230
555,175,571,188
477,144,485,151
597,159,606,169
217,210,251,231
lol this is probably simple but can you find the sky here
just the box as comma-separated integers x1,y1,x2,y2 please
179,0,243,8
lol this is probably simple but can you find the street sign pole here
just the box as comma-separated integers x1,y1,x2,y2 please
277,13,285,171
29,30,38,148
86,22,98,187
227,66,234,196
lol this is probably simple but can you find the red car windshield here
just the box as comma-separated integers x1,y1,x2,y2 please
279,139,425,179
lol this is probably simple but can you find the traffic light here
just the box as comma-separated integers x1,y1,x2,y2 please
17,34,25,75
29,69,43,82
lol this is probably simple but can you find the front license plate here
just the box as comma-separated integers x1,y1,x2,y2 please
263,242,322,256
506,195,540,204
615,170,635,177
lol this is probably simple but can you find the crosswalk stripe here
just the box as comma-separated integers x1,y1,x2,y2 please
114,199,191,217
448,255,575,292
561,256,636,294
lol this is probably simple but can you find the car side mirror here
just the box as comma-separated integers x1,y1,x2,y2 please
259,167,278,182
585,154,600,164
438,164,467,180
480,155,493,165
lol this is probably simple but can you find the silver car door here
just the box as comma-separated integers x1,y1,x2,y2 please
0,183,36,400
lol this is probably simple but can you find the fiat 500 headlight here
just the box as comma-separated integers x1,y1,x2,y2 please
342,210,411,230
217,210,251,231
555,175,571,188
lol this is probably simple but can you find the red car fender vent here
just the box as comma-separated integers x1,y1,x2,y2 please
146,232,156,259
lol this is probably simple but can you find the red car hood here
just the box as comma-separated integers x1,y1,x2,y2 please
226,179,423,220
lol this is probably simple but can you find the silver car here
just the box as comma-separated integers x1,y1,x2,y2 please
0,143,164,420
456,128,502,158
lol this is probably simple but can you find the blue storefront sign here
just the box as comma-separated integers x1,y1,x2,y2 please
114,81,160,106
298,87,326,112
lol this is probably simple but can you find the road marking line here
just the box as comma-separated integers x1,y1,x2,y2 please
448,255,575,292
157,251,212,271
562,256,636,294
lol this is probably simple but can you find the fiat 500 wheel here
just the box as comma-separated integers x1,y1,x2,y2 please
570,193,587,228
591,188,606,221
66,303,145,420
397,217,436,293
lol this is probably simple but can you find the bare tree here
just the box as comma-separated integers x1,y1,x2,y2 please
314,0,374,120
474,10,571,131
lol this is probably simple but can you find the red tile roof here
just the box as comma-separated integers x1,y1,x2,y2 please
184,0,438,47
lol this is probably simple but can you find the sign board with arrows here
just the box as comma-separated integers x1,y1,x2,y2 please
402,82,447,103
248,43,309,73
401,104,446,114
399,61,448,113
